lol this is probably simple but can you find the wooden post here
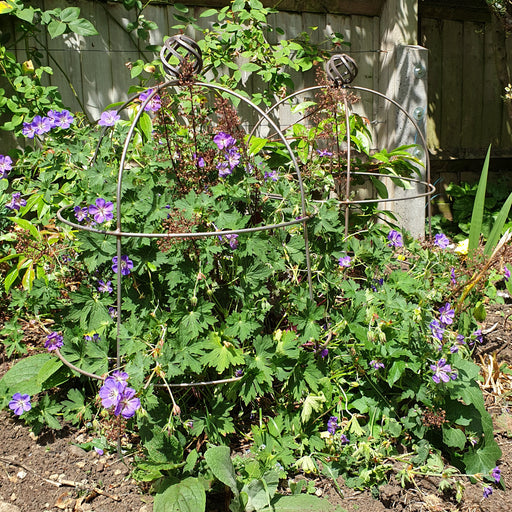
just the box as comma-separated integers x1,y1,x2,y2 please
378,0,429,240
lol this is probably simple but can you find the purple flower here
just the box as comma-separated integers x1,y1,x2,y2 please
8,393,31,416
111,370,129,383
387,229,403,248
316,149,333,157
338,256,351,268
213,132,236,150
88,198,114,224
98,280,113,293
45,331,63,351
450,345,459,353
327,416,338,435
0,155,13,179
434,233,450,249
217,161,232,178
32,115,52,135
84,333,100,342
235,369,244,377
491,466,501,484
504,266,511,283
320,348,329,358
472,329,483,344
225,233,238,250
226,148,241,169
22,122,36,138
5,192,26,211
114,386,140,419
99,378,125,409
456,334,465,344
429,319,444,341
370,360,385,370
98,110,120,127
371,278,384,292
108,306,117,319
94,447,104,456
52,109,74,129
73,206,87,222
340,434,349,445
450,267,457,285
483,486,493,498
439,303,455,326
430,358,457,383
112,255,133,276
138,88,161,112
263,170,279,182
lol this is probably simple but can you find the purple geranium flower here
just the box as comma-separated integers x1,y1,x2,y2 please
114,386,140,419
223,233,238,249
483,486,493,498
213,132,236,150
429,319,444,341
98,280,113,293
504,266,511,283
111,370,129,383
112,255,134,276
52,109,74,129
0,155,13,179
327,416,338,435
316,149,333,157
84,333,100,342
387,229,403,248
109,306,117,319
338,256,351,268
217,161,232,178
439,303,455,326
370,360,385,370
264,170,279,182
139,88,161,112
99,377,125,409
319,348,329,358
74,206,89,222
450,267,457,285
226,148,241,169
8,393,31,416
98,110,120,127
430,358,457,383
492,466,501,484
22,122,36,138
340,434,349,445
434,233,450,249
5,192,26,211
235,369,244,377
472,329,483,344
88,198,114,224
45,331,64,351
32,115,52,135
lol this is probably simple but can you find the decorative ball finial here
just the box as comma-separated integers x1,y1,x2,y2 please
160,34,203,78
326,54,358,86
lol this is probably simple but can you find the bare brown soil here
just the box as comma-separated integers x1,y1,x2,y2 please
1,303,512,512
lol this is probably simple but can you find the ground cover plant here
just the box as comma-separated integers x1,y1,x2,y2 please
0,1,510,511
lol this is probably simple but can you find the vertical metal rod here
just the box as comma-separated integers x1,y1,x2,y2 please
343,93,351,239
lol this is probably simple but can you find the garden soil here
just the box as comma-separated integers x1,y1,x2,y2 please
1,303,512,512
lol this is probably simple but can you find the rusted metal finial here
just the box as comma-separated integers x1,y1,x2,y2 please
326,54,358,86
160,34,203,78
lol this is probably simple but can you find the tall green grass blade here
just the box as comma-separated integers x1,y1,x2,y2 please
468,145,491,256
484,191,512,256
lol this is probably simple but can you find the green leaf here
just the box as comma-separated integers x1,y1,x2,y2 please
387,360,406,386
59,7,80,22
301,393,326,424
463,438,502,474
261,494,334,512
240,62,261,73
241,471,279,512
442,426,466,450
204,446,240,511
371,176,388,199
484,191,512,256
0,353,56,395
4,266,19,293
68,18,98,36
468,144,491,255
174,3,189,13
200,8,218,17
48,19,67,38
9,217,41,240
21,261,35,291
15,7,34,22
154,477,206,512
138,112,153,141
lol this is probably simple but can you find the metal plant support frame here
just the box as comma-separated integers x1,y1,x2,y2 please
55,35,434,388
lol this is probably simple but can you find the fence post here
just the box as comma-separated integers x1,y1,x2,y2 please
378,0,429,240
